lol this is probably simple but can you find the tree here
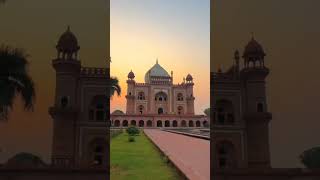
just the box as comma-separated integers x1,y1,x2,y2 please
0,45,35,120
204,108,210,117
300,146,320,168
109,76,121,97
126,126,140,136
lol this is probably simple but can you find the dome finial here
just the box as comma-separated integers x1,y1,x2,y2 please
156,58,158,64
251,32,254,40
67,25,70,32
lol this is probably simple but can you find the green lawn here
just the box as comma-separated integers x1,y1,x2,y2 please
110,131,183,180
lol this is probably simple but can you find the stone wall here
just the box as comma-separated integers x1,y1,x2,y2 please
0,168,108,180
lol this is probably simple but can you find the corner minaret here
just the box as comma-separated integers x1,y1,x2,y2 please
241,37,272,168
49,26,80,167
186,74,195,115
126,70,135,114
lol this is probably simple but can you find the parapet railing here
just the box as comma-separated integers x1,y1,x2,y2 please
80,67,108,77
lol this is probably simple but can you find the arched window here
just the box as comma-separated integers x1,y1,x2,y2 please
215,99,234,125
89,95,107,122
216,141,236,169
177,93,184,101
95,103,105,121
93,145,103,165
155,92,168,102
138,105,144,114
60,96,69,108
158,108,164,115
257,102,264,112
177,106,184,115
89,138,107,167
137,92,145,100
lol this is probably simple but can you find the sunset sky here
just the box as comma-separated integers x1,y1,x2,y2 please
110,0,210,114
0,0,108,163
1,0,319,170
0,0,209,163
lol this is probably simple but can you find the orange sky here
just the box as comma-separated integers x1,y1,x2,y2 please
0,0,108,163
110,0,210,114
213,0,320,168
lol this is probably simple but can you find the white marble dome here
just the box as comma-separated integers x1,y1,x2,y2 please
145,60,170,83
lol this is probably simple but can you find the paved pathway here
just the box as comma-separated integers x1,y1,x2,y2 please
144,129,210,180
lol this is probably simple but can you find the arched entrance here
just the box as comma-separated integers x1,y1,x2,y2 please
88,138,107,167
131,120,136,126
114,120,120,127
181,120,187,127
139,120,144,127
196,120,201,127
172,120,178,127
165,120,170,127
203,121,208,127
122,120,128,127
188,120,194,127
157,120,162,127
147,120,153,127
158,108,164,115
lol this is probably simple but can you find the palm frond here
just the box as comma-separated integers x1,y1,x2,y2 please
0,45,35,119
109,76,121,97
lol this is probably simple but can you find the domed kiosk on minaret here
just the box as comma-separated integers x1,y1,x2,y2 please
243,36,266,68
128,70,135,80
56,26,80,60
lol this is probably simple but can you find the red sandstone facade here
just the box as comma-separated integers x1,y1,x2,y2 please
212,37,272,170
48,27,109,168
111,61,209,128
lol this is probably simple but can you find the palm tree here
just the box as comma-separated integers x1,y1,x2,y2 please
109,76,121,97
0,45,35,120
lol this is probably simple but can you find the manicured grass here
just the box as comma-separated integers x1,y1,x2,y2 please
111,131,182,180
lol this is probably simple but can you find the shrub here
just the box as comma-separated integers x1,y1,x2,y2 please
128,136,135,142
300,147,320,168
126,126,140,136
162,155,170,164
